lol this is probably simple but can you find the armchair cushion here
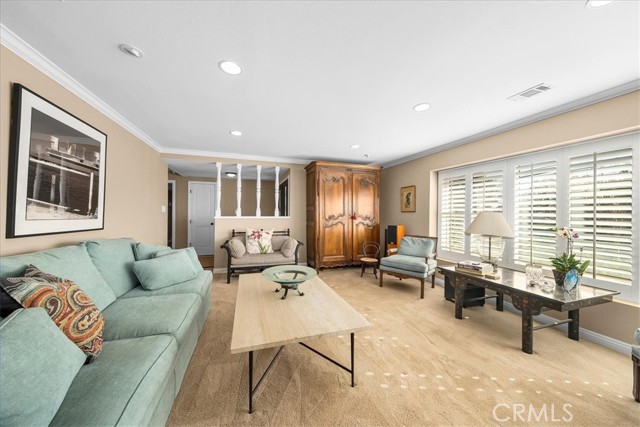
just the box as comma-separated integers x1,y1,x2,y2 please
633,328,640,359
280,237,298,258
397,236,435,259
380,255,437,275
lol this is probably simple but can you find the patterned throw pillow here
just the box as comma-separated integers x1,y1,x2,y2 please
245,228,274,254
0,265,104,362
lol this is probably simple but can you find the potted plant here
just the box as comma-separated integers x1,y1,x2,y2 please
549,227,591,286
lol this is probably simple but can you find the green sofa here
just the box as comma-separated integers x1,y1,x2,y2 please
0,238,212,426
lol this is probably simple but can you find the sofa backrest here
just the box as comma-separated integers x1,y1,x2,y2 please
84,238,140,297
0,245,117,311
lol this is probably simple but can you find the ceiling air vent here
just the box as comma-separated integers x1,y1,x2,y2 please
508,83,552,102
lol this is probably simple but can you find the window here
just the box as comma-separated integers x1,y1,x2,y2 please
440,174,466,254
471,170,504,255
437,132,638,302
513,160,557,267
569,148,633,283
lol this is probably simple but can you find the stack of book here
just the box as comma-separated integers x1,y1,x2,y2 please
455,261,493,276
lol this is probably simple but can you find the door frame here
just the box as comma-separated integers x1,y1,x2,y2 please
187,180,217,252
168,180,176,248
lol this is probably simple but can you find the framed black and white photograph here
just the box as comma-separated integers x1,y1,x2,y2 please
6,84,107,238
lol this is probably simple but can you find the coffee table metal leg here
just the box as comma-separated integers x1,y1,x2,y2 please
248,351,254,414
351,333,355,387
454,278,465,319
496,291,504,312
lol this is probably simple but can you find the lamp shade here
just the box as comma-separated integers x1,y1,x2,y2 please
465,212,514,238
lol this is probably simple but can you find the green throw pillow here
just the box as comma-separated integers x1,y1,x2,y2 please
132,252,197,290
155,247,204,272
0,308,86,427
134,242,171,261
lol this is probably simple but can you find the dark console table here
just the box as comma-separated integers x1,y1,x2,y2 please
438,266,619,354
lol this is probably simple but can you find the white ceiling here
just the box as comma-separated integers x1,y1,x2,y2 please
1,1,638,168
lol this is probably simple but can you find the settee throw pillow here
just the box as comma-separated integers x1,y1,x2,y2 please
280,237,298,258
226,238,246,258
132,251,197,290
0,265,104,362
245,228,274,254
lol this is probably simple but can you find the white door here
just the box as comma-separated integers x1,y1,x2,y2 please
188,181,216,256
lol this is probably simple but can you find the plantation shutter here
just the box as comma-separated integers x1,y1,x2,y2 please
471,170,504,253
513,160,557,266
569,148,633,283
440,175,466,254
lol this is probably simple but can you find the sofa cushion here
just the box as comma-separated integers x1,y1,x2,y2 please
397,236,435,258
50,335,177,427
0,245,116,311
121,270,211,302
280,237,298,258
134,242,171,261
227,237,247,258
230,252,297,266
133,252,197,290
155,247,204,272
0,266,105,361
380,254,437,275
84,238,139,297
246,228,274,254
1,308,86,427
101,294,201,346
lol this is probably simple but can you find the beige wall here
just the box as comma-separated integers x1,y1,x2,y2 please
0,46,168,256
380,91,640,344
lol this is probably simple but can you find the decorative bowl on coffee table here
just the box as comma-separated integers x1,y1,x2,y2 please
261,265,318,299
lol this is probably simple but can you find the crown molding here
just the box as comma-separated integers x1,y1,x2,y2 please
381,79,640,168
1,24,163,151
159,147,310,165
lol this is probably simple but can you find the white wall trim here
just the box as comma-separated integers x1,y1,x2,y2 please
160,147,309,165
382,79,640,168
434,278,631,355
0,24,163,152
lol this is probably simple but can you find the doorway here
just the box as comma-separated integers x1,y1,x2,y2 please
188,181,216,256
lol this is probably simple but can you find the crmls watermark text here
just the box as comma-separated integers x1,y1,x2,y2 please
493,403,574,423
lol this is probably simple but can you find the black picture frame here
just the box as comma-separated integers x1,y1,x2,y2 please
6,84,107,238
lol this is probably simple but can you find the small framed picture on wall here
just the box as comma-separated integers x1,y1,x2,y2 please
400,185,416,212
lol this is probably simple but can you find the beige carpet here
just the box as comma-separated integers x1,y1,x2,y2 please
167,268,638,426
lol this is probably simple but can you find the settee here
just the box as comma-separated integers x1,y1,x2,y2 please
0,238,211,426
221,228,303,283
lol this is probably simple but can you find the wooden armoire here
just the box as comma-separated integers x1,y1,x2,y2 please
305,161,381,269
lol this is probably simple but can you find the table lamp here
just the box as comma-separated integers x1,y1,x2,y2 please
465,211,514,272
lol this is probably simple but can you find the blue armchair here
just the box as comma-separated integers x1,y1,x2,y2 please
378,235,438,299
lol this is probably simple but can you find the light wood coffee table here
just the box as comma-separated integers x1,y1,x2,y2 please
230,272,372,413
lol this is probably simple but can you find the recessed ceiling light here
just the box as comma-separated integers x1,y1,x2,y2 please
350,144,360,149
229,130,242,136
413,103,431,112
119,44,144,59
225,172,237,178
585,0,617,8
218,60,242,75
